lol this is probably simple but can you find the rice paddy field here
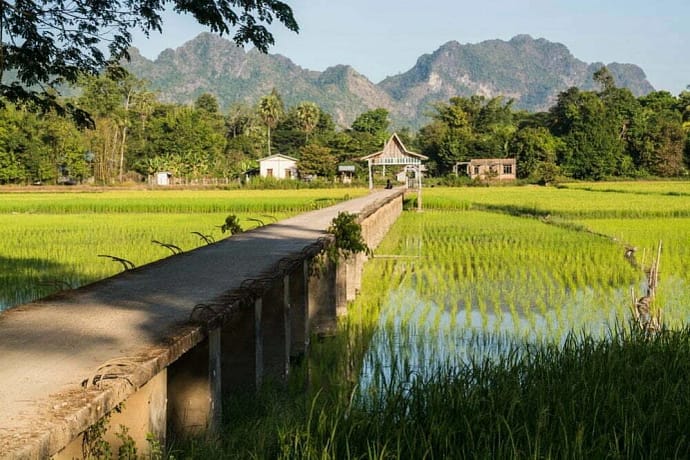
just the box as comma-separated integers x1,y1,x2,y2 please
4,182,690,458
185,181,690,459
0,189,366,310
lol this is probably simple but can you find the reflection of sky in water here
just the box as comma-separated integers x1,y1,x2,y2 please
358,284,636,392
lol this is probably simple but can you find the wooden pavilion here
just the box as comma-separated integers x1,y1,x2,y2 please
361,133,428,210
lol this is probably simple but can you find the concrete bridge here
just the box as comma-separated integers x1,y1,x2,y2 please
0,189,404,459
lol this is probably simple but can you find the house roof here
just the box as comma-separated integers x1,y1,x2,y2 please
258,153,299,162
469,158,516,165
360,133,429,162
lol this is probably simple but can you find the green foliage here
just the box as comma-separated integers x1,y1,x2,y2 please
258,89,285,156
551,88,625,179
297,144,337,178
509,126,560,179
82,412,113,460
0,0,298,125
115,425,138,460
194,93,220,114
221,214,243,235
325,212,370,264
295,102,320,142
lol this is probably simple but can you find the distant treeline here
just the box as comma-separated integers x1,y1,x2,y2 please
1,66,688,185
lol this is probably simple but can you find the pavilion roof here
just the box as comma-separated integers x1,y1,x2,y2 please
361,133,428,163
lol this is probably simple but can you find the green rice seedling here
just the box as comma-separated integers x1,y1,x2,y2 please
0,189,363,310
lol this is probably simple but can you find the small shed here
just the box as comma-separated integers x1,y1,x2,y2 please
259,154,298,179
338,165,356,184
155,171,172,186
456,158,516,181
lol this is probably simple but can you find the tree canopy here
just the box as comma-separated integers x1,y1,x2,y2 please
0,0,298,123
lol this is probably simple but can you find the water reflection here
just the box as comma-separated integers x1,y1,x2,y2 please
358,284,633,392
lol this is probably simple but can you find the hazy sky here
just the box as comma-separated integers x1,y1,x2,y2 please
131,0,689,95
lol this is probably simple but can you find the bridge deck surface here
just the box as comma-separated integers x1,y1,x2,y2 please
0,189,403,458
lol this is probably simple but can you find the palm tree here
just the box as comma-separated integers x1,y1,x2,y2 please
257,89,284,156
296,101,320,143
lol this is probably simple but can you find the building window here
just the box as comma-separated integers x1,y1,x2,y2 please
474,166,480,175
503,164,513,175
266,168,273,177
285,169,292,179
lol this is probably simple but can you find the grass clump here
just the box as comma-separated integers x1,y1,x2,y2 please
274,326,690,459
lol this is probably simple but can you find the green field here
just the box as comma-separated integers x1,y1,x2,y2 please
4,183,690,458
160,182,690,459
1,188,366,310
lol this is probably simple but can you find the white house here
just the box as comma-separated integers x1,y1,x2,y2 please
258,154,298,179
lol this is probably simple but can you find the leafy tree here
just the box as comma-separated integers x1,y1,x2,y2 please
143,106,226,179
417,120,473,175
77,68,147,182
509,127,560,180
348,108,392,159
679,87,690,166
225,102,254,138
593,66,616,93
195,93,220,114
298,144,337,178
550,88,625,179
629,109,686,176
351,108,390,138
257,89,284,156
41,112,89,182
0,0,298,124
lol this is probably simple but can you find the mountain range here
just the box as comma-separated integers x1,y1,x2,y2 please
125,33,654,129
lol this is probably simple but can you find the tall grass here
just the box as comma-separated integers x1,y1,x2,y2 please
276,326,690,459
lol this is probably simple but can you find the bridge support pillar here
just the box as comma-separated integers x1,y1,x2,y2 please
335,261,348,317
220,299,260,395
308,258,337,336
345,253,366,302
167,328,221,437
289,261,309,361
261,278,290,383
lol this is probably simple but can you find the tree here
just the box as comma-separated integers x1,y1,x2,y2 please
77,67,147,182
593,66,616,93
629,108,686,176
195,93,220,114
257,90,284,156
298,144,337,178
549,88,626,179
351,108,390,137
509,126,560,180
142,105,226,180
0,0,298,124
295,102,320,143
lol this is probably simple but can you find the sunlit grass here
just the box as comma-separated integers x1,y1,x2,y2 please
1,188,367,214
5,182,690,458
418,182,690,218
0,188,366,309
